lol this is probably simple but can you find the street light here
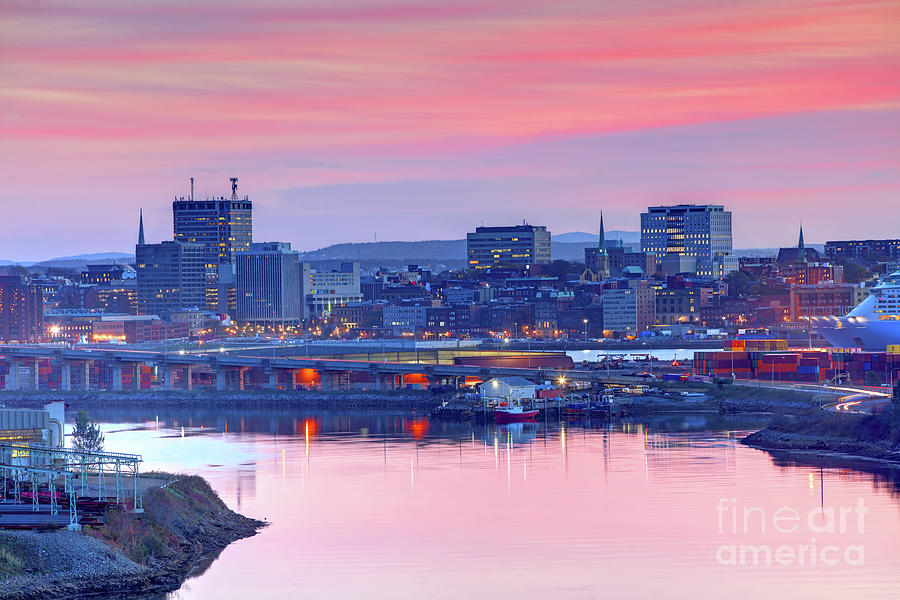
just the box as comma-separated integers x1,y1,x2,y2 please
583,318,589,342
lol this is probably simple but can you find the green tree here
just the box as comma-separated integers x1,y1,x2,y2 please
724,270,754,297
72,410,105,453
836,258,872,284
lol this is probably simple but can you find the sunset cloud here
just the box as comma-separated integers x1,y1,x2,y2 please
1,0,898,259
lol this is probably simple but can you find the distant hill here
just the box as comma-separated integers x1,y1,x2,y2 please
552,230,640,244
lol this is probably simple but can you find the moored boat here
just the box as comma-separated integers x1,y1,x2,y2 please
494,402,539,424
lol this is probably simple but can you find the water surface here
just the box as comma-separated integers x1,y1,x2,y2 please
86,408,900,599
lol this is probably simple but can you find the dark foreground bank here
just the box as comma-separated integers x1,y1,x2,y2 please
743,411,900,464
0,475,264,600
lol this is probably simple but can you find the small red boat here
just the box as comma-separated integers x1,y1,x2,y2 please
494,402,539,424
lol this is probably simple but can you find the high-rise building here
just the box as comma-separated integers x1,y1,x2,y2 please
640,204,735,277
466,223,551,270
172,177,253,263
235,242,302,324
135,241,206,316
0,276,43,342
172,178,252,312
300,262,362,319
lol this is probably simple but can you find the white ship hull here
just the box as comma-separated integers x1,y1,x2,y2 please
813,274,900,351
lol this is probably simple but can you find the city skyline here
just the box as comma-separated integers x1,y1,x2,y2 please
3,0,899,260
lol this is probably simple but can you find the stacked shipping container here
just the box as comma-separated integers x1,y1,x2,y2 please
695,345,900,385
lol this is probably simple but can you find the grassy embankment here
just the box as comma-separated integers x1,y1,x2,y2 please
0,473,263,598
743,405,900,462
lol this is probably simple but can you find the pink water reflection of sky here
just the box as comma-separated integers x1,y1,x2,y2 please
110,424,900,600
2,0,899,260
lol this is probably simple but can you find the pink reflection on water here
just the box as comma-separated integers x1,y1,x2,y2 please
124,423,900,600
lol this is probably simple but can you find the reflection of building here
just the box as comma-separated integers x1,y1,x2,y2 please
467,224,551,270
235,243,302,324
0,276,43,342
641,204,735,277
301,262,362,319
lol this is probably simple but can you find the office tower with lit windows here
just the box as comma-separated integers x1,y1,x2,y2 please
235,242,303,324
0,276,43,343
172,177,252,312
466,223,551,270
172,177,252,263
135,241,207,316
640,204,736,277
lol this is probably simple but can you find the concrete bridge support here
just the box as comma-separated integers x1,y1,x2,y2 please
216,367,227,391
110,362,123,392
319,370,334,391
11,359,39,391
60,361,71,392
159,365,173,391
79,361,90,391
6,359,18,391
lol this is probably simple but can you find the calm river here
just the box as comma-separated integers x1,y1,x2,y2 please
83,407,900,600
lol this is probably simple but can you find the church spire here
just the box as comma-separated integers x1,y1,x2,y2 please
598,212,607,255
138,209,145,246
797,224,806,265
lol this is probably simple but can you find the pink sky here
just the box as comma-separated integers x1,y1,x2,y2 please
2,0,899,260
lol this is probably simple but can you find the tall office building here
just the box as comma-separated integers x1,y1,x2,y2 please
135,241,206,316
640,204,735,277
235,243,302,324
172,177,253,263
466,223,551,270
172,177,252,312
0,276,43,343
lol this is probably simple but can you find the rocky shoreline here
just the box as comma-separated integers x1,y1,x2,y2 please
0,475,264,600
742,428,900,464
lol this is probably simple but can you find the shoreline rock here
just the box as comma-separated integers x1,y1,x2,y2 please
0,475,264,600
742,428,900,464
